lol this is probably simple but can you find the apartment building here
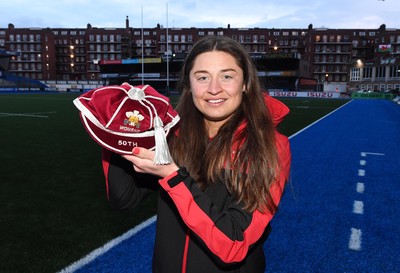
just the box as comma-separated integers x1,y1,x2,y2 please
0,17,399,92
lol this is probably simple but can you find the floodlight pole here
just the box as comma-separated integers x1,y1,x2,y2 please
166,2,170,96
141,6,144,85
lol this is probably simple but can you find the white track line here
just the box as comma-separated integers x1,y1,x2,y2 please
356,183,365,194
349,228,362,251
353,200,364,215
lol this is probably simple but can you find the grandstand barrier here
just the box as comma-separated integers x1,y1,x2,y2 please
351,92,393,100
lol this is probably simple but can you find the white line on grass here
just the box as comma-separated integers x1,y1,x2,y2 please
349,228,362,251
0,111,57,118
56,216,157,273
289,100,353,139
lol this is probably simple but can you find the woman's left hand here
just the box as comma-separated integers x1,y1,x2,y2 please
122,147,179,178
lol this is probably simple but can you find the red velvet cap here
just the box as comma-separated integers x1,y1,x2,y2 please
73,83,180,164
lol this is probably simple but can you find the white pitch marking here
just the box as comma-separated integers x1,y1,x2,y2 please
289,100,353,139
361,152,385,157
358,169,365,176
353,200,364,214
0,111,57,118
359,160,366,166
349,228,362,251
56,216,157,273
356,183,365,194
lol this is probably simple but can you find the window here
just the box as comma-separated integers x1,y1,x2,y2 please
350,68,361,81
389,65,400,78
363,67,372,79
375,66,386,78
198,31,204,36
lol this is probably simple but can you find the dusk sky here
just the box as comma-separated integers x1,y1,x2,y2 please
1,0,398,30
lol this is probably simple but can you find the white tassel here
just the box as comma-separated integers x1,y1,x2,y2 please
153,116,173,165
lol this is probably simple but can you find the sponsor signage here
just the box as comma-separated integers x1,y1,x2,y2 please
122,58,162,64
269,91,340,98
100,60,122,65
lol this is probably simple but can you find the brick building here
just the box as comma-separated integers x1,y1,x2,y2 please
0,17,399,92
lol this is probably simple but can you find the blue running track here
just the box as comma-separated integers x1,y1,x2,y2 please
60,99,400,273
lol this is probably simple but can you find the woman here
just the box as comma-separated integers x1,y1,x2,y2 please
103,36,291,273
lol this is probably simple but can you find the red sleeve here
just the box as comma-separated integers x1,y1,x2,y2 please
158,133,291,263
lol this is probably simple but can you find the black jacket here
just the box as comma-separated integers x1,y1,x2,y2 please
102,95,291,273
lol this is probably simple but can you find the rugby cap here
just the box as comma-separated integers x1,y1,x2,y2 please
73,83,180,164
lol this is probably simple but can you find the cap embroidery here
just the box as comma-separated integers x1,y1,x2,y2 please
124,110,144,128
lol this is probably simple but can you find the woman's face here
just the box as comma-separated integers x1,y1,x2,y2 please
189,51,245,135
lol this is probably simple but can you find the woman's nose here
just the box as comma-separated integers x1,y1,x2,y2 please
208,78,222,94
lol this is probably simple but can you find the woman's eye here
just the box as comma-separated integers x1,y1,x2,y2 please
197,76,208,81
222,74,233,80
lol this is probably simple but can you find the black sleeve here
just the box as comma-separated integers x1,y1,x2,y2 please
107,152,159,210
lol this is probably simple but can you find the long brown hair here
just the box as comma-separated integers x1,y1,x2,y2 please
169,36,279,213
